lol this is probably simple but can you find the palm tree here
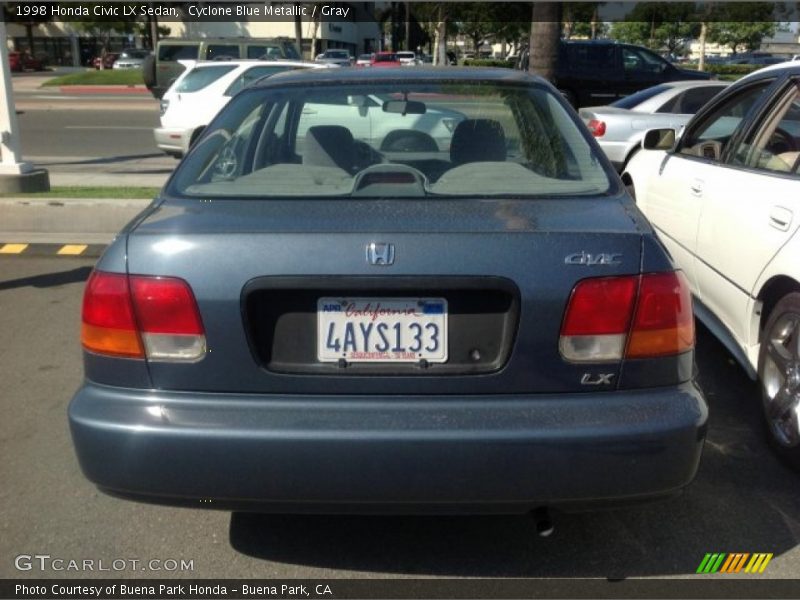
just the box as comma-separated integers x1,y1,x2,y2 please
528,2,562,82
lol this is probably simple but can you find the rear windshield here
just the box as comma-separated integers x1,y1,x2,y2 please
170,81,611,199
174,65,237,93
325,50,349,59
610,84,671,109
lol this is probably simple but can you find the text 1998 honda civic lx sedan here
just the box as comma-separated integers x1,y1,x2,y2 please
69,68,707,517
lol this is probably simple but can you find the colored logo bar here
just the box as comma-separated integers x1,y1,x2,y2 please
696,553,773,574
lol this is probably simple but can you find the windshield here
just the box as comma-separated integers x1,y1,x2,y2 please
324,51,349,59
169,81,611,199
374,54,398,62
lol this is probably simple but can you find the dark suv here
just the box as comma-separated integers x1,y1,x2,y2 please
519,40,713,107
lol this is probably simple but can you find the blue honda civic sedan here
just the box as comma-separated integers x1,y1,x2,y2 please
69,68,707,515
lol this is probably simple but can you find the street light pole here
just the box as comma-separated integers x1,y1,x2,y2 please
0,20,49,192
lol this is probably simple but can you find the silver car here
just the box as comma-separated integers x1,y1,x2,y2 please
580,81,729,172
113,48,150,70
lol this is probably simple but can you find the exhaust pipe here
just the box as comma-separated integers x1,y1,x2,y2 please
532,507,554,537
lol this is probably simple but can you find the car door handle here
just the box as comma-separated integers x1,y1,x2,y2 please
690,179,704,196
769,206,793,231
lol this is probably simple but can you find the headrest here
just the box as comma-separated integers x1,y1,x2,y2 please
450,119,506,165
304,125,355,172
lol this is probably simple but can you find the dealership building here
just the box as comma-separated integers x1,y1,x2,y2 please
5,2,383,67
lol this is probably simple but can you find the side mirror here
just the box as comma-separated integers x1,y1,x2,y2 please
642,128,677,151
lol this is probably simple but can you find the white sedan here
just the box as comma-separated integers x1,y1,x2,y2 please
622,62,800,466
154,60,333,158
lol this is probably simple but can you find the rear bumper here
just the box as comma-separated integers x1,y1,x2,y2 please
153,127,189,156
69,382,707,513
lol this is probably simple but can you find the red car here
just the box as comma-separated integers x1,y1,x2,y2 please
370,52,402,67
8,51,44,72
92,53,119,70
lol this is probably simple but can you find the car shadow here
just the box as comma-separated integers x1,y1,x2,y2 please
0,265,92,291
228,324,800,577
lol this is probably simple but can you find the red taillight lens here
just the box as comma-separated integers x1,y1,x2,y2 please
559,272,694,362
81,271,144,358
129,276,204,335
626,271,694,358
561,277,638,336
559,276,637,362
587,119,606,137
81,271,205,362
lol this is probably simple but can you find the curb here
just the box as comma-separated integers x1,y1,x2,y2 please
0,242,105,258
57,85,150,95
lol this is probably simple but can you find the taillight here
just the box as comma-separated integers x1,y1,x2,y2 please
587,119,606,137
559,272,694,362
560,276,637,362
626,271,694,358
81,272,144,358
81,271,206,362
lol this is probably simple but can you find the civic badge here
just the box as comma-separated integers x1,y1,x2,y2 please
366,242,395,266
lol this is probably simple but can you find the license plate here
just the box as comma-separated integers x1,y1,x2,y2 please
317,297,448,363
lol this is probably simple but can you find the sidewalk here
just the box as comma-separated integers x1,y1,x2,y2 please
12,71,151,95
0,197,153,254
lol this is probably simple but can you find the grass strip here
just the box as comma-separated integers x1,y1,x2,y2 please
0,186,159,199
42,70,145,86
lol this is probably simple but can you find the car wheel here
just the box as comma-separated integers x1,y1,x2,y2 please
142,55,157,89
758,292,800,468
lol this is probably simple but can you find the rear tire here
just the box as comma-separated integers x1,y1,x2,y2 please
142,54,156,89
758,292,800,469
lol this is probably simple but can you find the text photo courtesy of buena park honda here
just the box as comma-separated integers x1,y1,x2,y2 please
2,1,800,598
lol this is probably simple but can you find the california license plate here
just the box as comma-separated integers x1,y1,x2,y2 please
317,297,448,363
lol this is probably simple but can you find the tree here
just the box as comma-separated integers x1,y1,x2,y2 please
294,5,303,58
609,3,700,55
563,3,606,40
455,3,499,54
707,3,777,55
529,2,562,82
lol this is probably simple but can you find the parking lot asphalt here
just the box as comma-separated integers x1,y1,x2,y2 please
1,256,800,581
12,74,174,188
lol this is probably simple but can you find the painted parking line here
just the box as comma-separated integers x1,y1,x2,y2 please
0,243,105,257
0,243,28,254
57,244,89,255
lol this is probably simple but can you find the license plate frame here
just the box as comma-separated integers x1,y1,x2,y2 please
317,297,448,364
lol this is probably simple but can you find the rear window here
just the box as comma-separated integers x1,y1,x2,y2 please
175,65,237,93
170,81,611,199
611,84,671,109
224,66,296,96
374,54,398,63
158,43,199,62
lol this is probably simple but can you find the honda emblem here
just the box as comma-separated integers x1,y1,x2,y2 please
366,242,395,266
